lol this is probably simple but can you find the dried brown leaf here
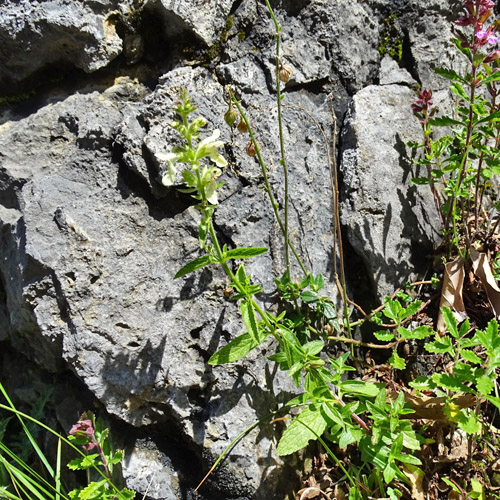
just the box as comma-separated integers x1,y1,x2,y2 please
388,391,476,420
471,248,500,318
437,257,466,335
404,465,425,500
297,487,329,500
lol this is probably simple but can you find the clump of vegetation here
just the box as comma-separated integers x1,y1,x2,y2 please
379,14,404,62
160,0,500,498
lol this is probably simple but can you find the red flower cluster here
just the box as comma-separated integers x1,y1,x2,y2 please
69,417,97,451
456,0,495,27
411,89,433,114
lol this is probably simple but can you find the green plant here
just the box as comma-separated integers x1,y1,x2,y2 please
0,383,133,500
410,0,500,260
161,0,500,498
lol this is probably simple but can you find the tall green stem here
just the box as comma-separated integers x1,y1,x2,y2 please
229,91,308,276
264,0,291,278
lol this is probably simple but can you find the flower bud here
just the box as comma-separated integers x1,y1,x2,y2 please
279,63,292,83
484,50,500,63
237,118,248,133
224,106,237,127
245,140,258,157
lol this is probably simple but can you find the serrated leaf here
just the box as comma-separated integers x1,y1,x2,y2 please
174,254,214,279
441,306,459,338
398,325,434,340
67,454,99,471
117,489,136,500
456,411,481,434
79,480,107,500
475,109,500,125
434,67,465,82
409,376,436,391
374,330,395,342
476,375,494,395
208,333,257,365
430,116,463,127
425,336,454,355
276,405,328,456
224,247,268,260
389,352,406,370
482,70,500,84
460,349,482,364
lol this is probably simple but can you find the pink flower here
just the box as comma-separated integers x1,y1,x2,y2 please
69,417,97,451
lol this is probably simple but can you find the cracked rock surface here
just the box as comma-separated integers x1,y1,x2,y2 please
0,0,459,498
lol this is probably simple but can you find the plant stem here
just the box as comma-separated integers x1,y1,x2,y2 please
229,90,308,275
264,0,291,279
208,220,276,333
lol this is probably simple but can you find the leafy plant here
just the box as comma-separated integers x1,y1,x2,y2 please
161,0,500,498
0,383,134,500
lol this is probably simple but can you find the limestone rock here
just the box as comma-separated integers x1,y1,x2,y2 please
0,0,126,88
340,84,441,299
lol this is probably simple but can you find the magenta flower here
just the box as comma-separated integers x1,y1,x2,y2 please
69,418,97,451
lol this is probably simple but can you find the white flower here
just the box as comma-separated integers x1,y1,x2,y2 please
194,129,228,167
157,151,179,186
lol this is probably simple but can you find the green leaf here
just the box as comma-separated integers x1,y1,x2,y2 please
461,349,482,364
174,254,214,279
276,405,328,456
301,291,319,304
340,380,382,397
432,373,469,392
410,177,433,185
208,333,257,365
430,116,463,127
475,110,500,125
117,489,135,500
450,82,470,101
374,330,395,342
79,480,107,500
240,300,259,343
476,375,494,395
398,325,433,340
389,352,406,370
409,376,436,391
224,247,268,260
383,462,399,484
482,70,500,84
434,67,465,82
383,297,402,322
322,302,336,320
67,454,100,471
302,340,324,356
338,428,360,448
425,336,454,356
456,411,481,434
441,306,459,337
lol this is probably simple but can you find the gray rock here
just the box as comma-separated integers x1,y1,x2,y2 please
379,55,416,86
146,0,234,47
340,84,441,299
0,0,126,88
0,68,313,498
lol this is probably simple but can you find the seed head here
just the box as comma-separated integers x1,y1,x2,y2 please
279,63,292,83
245,140,258,157
237,119,248,133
